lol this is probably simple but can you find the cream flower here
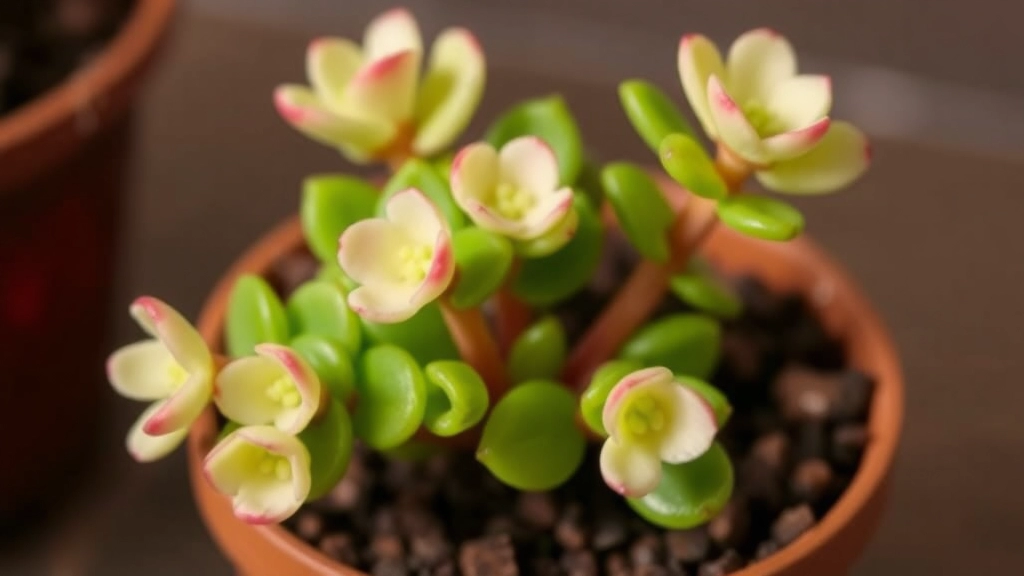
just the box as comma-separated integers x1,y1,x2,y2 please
274,8,485,163
450,136,576,252
203,425,312,525
214,344,322,435
338,188,455,323
600,367,717,498
106,297,214,462
678,29,869,194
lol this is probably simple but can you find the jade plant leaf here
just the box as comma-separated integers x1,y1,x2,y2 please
669,270,742,320
618,79,696,153
360,303,459,365
601,162,675,262
579,359,644,437
353,345,428,450
507,316,567,384
289,334,356,403
301,175,379,263
716,195,805,241
659,133,728,200
485,95,584,185
423,361,490,437
286,280,361,357
379,158,466,230
316,261,357,294
299,397,353,500
512,194,602,306
626,442,734,529
450,227,514,309
477,380,585,491
619,313,721,380
676,376,732,427
225,275,290,357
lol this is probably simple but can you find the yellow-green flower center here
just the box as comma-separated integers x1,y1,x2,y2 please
398,244,433,283
623,393,667,438
741,100,781,137
265,376,302,408
494,182,536,220
166,361,189,391
257,454,292,481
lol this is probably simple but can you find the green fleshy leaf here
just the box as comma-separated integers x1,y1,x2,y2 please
217,421,241,442
353,345,427,450
423,361,490,437
659,133,727,200
619,313,721,379
450,227,514,309
512,194,602,306
716,195,805,241
289,334,355,403
579,359,644,437
507,316,567,384
286,280,361,357
601,162,675,262
379,158,465,230
676,376,732,427
669,271,742,320
360,303,459,365
225,275,290,357
618,79,696,153
477,380,585,491
485,95,583,185
301,175,379,263
300,397,353,500
626,442,734,529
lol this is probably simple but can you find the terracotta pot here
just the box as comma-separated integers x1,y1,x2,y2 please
188,209,903,576
0,0,176,512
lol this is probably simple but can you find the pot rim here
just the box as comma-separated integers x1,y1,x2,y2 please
188,213,904,576
0,0,177,192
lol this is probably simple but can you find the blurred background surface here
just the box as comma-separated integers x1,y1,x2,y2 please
1,0,1023,574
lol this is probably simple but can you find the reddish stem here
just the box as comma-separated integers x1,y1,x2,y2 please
439,299,509,400
494,287,531,354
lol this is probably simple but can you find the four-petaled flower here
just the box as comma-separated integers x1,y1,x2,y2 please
451,136,577,256
600,366,718,498
679,28,869,194
215,343,322,434
338,188,455,323
106,297,214,462
204,425,312,525
274,8,485,164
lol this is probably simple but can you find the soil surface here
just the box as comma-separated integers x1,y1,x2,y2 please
269,246,875,576
0,0,134,115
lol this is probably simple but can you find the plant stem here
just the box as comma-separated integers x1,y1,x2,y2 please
439,298,509,399
493,262,531,354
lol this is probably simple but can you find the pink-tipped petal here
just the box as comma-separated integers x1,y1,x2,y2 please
107,340,181,401
413,27,487,155
346,284,421,324
346,50,420,124
766,75,833,132
338,219,407,287
498,136,560,195
409,231,455,308
599,437,663,498
214,354,315,435
602,367,675,439
450,142,501,219
306,37,363,107
141,368,212,436
518,187,574,240
706,76,766,165
129,296,211,375
384,188,449,246
274,85,394,156
762,116,831,162
756,121,870,195
677,34,726,138
513,203,580,258
255,344,322,433
726,27,797,104
363,7,423,60
126,402,189,462
655,383,719,464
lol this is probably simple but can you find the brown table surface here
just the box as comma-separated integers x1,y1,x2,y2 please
3,6,1024,575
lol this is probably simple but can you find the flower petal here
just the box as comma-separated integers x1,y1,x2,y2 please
306,37,363,109
346,50,420,124
126,402,189,462
129,296,211,375
338,218,406,286
450,142,500,214
726,28,796,105
765,75,832,132
140,368,212,436
409,231,455,309
204,426,311,525
347,284,421,324
274,84,395,154
363,7,422,60
385,188,448,246
762,116,831,162
214,347,320,435
756,121,870,195
677,34,726,138
256,344,321,433
413,28,486,156
519,187,574,240
107,340,180,401
602,366,675,440
654,383,718,464
499,136,560,194
600,437,663,497
514,203,580,258
706,76,765,164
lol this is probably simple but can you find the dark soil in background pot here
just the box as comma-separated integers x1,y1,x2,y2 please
0,0,134,115
266,244,875,576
